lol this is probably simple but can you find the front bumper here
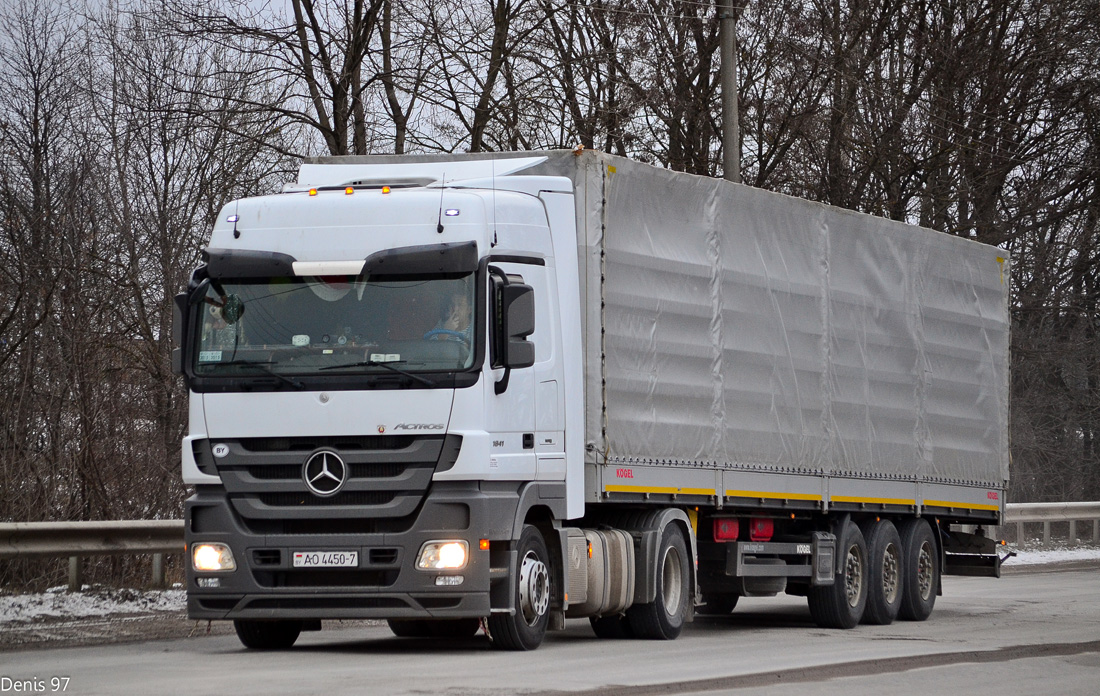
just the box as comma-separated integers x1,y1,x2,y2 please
185,481,520,620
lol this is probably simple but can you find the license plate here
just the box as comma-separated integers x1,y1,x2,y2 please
292,551,359,568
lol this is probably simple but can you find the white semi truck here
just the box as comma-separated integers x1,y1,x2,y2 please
174,150,1010,650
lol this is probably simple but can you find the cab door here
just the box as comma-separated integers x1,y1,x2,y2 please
483,261,538,479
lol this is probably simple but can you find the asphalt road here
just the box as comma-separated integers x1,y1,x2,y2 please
2,564,1097,696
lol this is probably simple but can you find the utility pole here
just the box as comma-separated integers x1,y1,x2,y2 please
720,0,741,183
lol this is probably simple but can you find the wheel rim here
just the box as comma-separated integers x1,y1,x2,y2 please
917,541,934,601
882,542,900,604
661,544,684,616
845,543,864,608
518,550,549,626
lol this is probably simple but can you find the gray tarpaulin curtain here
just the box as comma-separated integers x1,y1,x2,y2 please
529,151,1009,488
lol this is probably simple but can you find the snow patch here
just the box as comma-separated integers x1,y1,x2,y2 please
1002,546,1100,566
0,586,185,624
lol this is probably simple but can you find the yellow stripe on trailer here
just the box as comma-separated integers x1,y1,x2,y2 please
924,499,1000,512
605,484,716,496
725,490,823,502
831,495,916,506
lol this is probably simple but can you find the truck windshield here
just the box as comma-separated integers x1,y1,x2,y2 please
192,274,475,378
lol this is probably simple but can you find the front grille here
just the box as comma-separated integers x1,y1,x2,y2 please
252,550,281,566
370,548,399,565
239,436,415,452
245,462,408,480
242,517,412,536
255,491,396,507
212,434,459,538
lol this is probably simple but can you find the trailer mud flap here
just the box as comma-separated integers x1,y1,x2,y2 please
812,531,835,586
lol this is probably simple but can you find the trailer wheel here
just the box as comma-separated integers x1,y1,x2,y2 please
488,525,550,650
387,619,480,638
233,619,302,650
589,614,634,638
897,518,938,621
859,519,903,625
627,523,690,640
697,593,739,616
808,520,867,629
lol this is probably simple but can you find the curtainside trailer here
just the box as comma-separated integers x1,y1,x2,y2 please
174,150,1010,650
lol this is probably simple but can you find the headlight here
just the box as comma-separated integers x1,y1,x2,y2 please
416,540,468,570
192,542,236,571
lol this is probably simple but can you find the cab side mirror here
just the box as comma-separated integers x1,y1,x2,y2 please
498,283,535,369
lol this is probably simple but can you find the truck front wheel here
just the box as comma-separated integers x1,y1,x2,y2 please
489,525,551,650
808,519,868,629
233,619,302,650
627,523,690,639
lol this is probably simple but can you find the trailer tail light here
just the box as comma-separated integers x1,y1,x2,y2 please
749,518,774,542
713,518,739,542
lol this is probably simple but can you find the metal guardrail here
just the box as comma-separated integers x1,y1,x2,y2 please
1,503,1097,592
0,520,184,591
1003,501,1100,545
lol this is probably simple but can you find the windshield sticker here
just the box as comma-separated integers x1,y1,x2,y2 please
199,350,223,363
292,334,310,346
370,353,401,363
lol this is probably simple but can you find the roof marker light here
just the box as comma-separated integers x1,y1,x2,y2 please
226,214,239,223
382,186,391,194
345,187,354,195
309,188,318,196
444,208,460,217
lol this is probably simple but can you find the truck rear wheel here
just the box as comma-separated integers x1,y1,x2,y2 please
233,619,302,650
626,523,690,640
897,518,938,621
859,519,902,625
489,525,550,650
807,519,867,629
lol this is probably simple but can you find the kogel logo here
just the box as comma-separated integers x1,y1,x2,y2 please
394,423,445,431
615,468,634,479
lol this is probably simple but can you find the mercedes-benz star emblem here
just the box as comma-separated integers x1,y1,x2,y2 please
303,450,347,497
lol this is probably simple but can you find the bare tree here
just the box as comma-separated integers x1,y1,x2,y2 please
174,0,386,155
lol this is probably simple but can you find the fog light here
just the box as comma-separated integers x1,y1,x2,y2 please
435,575,464,586
192,542,236,572
416,540,468,570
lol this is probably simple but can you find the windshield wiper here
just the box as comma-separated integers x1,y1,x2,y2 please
225,360,305,390
319,359,435,386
